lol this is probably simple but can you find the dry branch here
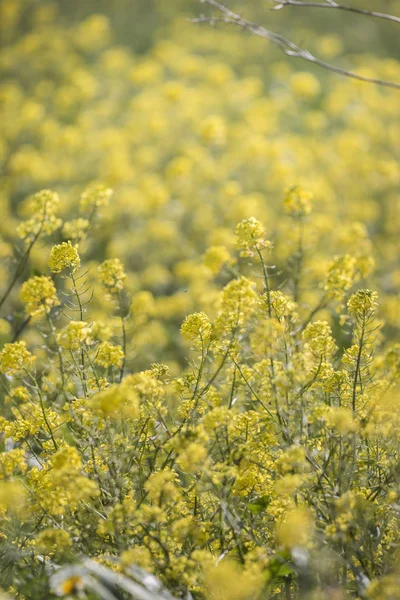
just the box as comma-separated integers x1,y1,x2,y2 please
194,0,400,90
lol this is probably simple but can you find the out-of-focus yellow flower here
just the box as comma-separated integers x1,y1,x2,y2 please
290,71,321,98
284,186,313,217
0,341,36,375
98,258,126,293
57,321,92,350
95,341,124,368
277,507,314,548
80,182,113,212
20,275,60,316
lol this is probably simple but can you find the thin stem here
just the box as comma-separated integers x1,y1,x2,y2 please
256,247,284,429
27,372,58,451
228,365,236,409
70,271,88,395
293,218,304,304
118,291,126,382
0,226,43,312
352,316,365,413
46,312,66,389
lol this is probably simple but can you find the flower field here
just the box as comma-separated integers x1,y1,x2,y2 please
0,1,399,599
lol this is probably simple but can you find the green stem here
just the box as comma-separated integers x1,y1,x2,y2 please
118,291,126,382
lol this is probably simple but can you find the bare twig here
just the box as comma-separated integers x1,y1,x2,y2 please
271,0,400,25
195,0,400,90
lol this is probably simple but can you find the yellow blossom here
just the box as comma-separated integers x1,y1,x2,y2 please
180,312,212,345
0,341,36,375
57,321,92,350
235,217,271,257
98,258,126,292
348,289,378,318
20,275,59,316
95,341,124,368
49,241,80,274
283,185,313,217
80,182,113,212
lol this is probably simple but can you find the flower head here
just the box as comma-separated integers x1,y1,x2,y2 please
80,182,113,212
283,186,313,217
95,342,124,368
62,218,90,242
325,254,357,299
57,321,92,350
303,321,337,356
235,218,271,257
17,189,62,241
98,258,126,292
181,312,212,345
203,245,232,275
36,528,72,557
199,115,227,146
0,341,36,375
23,189,60,217
49,241,80,274
20,276,60,316
348,289,378,318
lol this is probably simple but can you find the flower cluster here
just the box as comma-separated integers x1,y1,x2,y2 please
283,185,313,217
235,217,271,257
0,3,399,599
0,341,36,375
20,276,60,317
49,241,81,274
98,258,126,292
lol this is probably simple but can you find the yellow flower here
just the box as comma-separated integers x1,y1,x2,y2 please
20,275,60,316
264,290,297,320
325,254,357,299
177,442,208,473
235,217,271,257
216,276,258,331
16,189,62,241
302,321,337,356
98,258,126,292
283,185,313,217
57,321,92,350
80,182,113,212
49,241,80,274
325,406,358,434
199,115,227,145
95,341,124,368
204,560,263,600
203,245,232,275
36,528,72,557
290,71,321,98
348,289,378,318
277,508,314,548
0,341,36,375
145,469,179,504
180,312,212,345
17,215,62,241
23,189,60,216
62,218,89,242
0,480,27,514
91,320,113,342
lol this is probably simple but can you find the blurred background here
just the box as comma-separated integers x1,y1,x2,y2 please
2,0,400,57
0,0,399,371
